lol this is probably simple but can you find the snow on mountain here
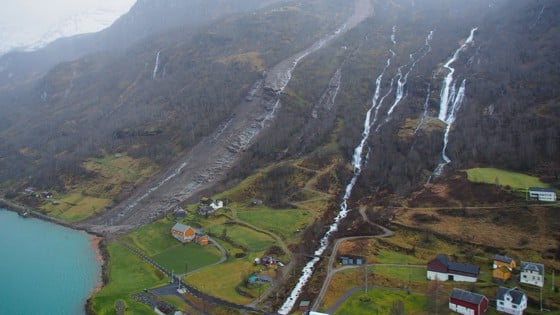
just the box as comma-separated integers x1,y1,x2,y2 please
0,1,135,56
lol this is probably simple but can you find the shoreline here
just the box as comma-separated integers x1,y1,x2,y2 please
0,199,108,315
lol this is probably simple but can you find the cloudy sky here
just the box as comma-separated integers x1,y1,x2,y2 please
0,0,136,54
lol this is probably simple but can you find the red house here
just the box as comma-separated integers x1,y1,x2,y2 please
449,288,488,315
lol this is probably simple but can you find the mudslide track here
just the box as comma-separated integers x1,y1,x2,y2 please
80,0,373,237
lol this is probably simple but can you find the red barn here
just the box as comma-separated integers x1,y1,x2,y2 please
449,288,488,315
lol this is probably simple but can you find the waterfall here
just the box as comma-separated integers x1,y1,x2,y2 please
152,50,161,80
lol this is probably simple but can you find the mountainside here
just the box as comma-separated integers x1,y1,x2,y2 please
2,0,560,313
0,0,558,222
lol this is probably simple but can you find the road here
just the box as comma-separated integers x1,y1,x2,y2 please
312,206,394,311
115,240,266,314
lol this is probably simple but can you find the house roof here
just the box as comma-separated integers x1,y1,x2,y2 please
520,261,544,275
172,223,192,232
433,254,479,276
494,254,514,264
529,187,556,193
497,287,526,304
450,288,486,305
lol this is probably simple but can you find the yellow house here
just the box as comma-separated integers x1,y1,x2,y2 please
171,223,196,243
492,254,516,282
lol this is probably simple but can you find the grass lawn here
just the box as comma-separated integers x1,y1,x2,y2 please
90,242,168,315
465,168,551,191
41,192,111,221
372,265,427,282
204,223,277,252
119,217,180,256
375,249,426,264
151,243,221,273
236,209,313,241
333,288,428,315
184,258,261,304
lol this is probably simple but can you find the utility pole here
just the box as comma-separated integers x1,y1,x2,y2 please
364,264,368,295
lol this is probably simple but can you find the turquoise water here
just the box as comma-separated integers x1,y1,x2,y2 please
0,209,101,314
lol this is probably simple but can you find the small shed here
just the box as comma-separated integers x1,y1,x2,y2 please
528,187,557,202
299,300,310,312
195,233,209,246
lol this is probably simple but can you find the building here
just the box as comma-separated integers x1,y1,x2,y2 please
174,208,187,219
299,300,310,312
528,187,557,202
198,200,224,216
171,223,196,243
195,233,209,246
496,287,527,315
519,261,544,287
493,254,516,282
427,254,480,282
449,288,488,315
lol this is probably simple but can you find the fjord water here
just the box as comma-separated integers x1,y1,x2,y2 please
0,209,101,314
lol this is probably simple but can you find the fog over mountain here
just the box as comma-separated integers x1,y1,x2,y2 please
0,0,135,56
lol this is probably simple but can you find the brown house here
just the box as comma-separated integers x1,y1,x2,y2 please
171,223,196,243
195,233,209,246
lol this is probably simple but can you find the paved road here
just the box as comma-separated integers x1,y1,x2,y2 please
312,206,394,311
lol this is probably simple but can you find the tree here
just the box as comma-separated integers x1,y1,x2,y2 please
426,279,443,314
390,300,405,315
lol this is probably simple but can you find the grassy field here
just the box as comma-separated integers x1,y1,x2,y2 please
372,265,427,282
204,223,277,252
36,154,157,221
40,192,111,221
184,258,262,305
236,209,313,241
333,288,428,315
90,243,168,315
120,216,222,272
152,243,221,273
465,168,551,191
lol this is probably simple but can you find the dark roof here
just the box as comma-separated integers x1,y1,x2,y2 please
448,261,480,276
450,288,486,305
529,187,556,193
434,255,479,276
436,254,449,265
497,287,526,304
520,261,544,275
494,254,514,264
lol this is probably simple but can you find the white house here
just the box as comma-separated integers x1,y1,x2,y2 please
497,287,527,315
528,187,557,202
519,261,544,287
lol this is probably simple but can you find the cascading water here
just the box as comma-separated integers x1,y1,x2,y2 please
152,50,161,80
438,28,477,121
391,25,397,45
414,83,431,134
277,30,397,315
531,5,546,29
430,27,477,180
387,30,433,116
432,80,466,177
